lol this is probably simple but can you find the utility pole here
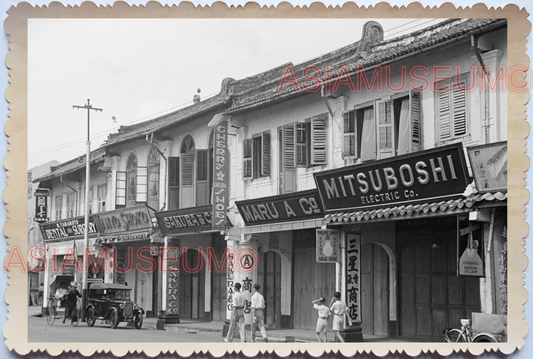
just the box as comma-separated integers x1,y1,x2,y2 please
73,99,102,321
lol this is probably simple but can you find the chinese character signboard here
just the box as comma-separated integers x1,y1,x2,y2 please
316,229,339,263
467,141,507,193
34,189,48,223
314,143,469,212
346,234,361,324
212,121,229,231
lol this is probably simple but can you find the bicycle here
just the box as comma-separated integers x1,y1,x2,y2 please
444,319,498,342
45,295,60,326
68,298,82,327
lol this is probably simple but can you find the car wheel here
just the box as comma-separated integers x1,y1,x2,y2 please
134,313,143,329
86,308,96,327
109,309,120,329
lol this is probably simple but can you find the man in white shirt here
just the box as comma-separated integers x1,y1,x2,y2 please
330,291,348,342
250,283,268,342
312,296,331,342
225,282,246,342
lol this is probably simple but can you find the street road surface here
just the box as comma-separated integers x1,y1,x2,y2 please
28,317,221,343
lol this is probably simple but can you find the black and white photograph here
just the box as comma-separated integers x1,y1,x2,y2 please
2,1,530,357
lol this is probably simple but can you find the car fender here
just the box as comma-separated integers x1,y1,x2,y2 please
472,333,499,342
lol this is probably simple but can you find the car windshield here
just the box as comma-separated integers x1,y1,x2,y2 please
108,289,131,300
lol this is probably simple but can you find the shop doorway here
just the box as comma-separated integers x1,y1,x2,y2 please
211,238,227,321
292,230,336,330
361,243,389,337
179,248,205,320
397,217,481,341
256,251,282,328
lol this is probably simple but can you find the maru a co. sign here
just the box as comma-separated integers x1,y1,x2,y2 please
314,143,469,212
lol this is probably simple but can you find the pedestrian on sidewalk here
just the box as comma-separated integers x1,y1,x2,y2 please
330,291,348,342
312,296,330,342
225,282,246,343
62,281,81,324
250,283,268,343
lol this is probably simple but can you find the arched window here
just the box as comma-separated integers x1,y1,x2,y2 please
147,147,160,210
126,153,137,206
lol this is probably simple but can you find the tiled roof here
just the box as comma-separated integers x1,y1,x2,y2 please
323,192,507,225
103,78,235,148
225,18,506,114
33,147,106,183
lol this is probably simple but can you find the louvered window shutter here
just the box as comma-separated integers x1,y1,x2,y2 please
295,123,308,166
310,114,327,165
181,155,194,186
452,79,467,137
282,124,296,169
342,110,356,158
197,150,208,181
261,131,271,177
168,157,180,210
243,139,252,179
360,107,377,161
409,89,422,152
115,171,127,207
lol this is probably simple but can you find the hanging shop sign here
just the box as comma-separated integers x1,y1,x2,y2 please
345,234,361,324
314,143,469,212
40,215,99,241
316,229,339,263
95,204,153,234
458,222,484,277
34,189,49,223
467,141,507,193
236,189,324,226
212,121,230,231
155,205,213,235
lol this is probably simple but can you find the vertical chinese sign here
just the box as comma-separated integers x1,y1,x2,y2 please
213,122,229,231
34,189,49,223
346,234,361,324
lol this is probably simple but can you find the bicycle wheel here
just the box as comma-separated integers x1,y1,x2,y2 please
473,334,497,342
70,308,80,327
46,299,56,326
445,329,468,342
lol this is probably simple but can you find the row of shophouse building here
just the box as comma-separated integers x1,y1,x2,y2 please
28,18,508,341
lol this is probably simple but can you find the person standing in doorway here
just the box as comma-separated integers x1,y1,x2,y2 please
225,282,246,343
312,296,331,342
250,283,268,343
330,291,348,342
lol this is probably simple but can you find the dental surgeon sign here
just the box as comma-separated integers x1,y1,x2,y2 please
316,229,339,263
314,143,469,212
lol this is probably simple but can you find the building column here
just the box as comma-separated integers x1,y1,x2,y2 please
42,244,51,314
158,236,180,326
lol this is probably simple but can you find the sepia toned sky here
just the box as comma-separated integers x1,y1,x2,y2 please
27,17,446,167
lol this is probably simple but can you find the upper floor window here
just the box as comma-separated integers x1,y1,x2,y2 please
116,153,148,208
97,185,106,213
343,90,421,161
147,147,160,210
434,73,469,144
55,195,62,220
66,193,75,218
243,131,270,179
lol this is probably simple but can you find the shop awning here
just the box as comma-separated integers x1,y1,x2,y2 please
241,218,324,234
323,192,507,225
97,229,152,245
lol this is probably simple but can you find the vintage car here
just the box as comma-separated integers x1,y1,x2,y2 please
85,283,144,329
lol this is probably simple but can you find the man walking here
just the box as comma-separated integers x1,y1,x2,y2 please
250,284,268,342
225,282,246,342
312,296,331,342
63,281,81,324
330,291,348,342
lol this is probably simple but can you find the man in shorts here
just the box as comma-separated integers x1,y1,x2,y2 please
330,291,348,342
225,282,246,342
250,283,268,342
312,296,331,342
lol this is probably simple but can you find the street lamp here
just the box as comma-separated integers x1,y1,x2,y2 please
73,99,102,321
